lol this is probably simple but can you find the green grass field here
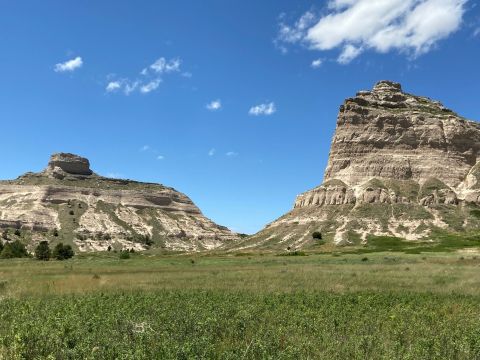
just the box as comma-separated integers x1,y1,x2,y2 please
1,250,480,359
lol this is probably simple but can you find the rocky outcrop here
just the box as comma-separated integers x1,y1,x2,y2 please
324,81,480,187
46,153,93,177
0,154,238,252
237,81,480,250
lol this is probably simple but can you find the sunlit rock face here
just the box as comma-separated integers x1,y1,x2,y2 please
0,154,238,252
324,80,480,187
237,81,480,250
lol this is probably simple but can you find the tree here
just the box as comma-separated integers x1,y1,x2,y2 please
14,229,21,237
52,243,74,260
0,240,3,253
0,240,29,259
2,230,8,240
312,232,323,240
35,241,51,261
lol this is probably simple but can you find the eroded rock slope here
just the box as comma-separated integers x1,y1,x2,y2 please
239,81,480,250
0,153,238,252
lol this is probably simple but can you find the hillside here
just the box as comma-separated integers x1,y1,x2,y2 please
0,153,238,252
238,81,480,250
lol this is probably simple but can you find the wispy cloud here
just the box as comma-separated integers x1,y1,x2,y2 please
311,58,323,68
208,148,216,156
140,145,150,152
54,56,83,72
107,56,183,95
105,172,124,179
157,155,165,160
249,102,276,116
338,44,363,64
147,57,181,75
106,81,122,92
226,151,238,157
277,0,467,64
474,27,480,37
140,79,162,94
206,99,222,111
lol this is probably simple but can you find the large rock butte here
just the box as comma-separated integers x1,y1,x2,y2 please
237,80,480,250
0,154,238,252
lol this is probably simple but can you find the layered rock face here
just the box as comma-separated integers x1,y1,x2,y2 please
46,153,93,177
324,81,480,187
238,81,480,250
0,154,238,252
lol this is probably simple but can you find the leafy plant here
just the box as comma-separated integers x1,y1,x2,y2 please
0,240,29,259
34,241,51,261
52,243,74,260
119,251,130,259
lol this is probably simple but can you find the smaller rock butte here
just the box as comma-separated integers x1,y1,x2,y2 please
0,153,238,252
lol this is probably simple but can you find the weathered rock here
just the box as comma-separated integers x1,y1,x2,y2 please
47,153,93,176
0,154,238,252
237,81,480,250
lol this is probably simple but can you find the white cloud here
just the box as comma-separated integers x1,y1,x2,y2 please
181,72,193,78
311,58,323,68
54,56,83,72
278,11,317,44
206,99,222,111
249,102,276,116
226,151,238,157
107,56,183,95
124,81,139,95
149,57,181,74
157,155,165,160
337,44,363,64
106,81,122,92
140,79,161,94
208,148,216,156
140,145,150,152
277,0,467,62
474,27,480,37
105,172,124,179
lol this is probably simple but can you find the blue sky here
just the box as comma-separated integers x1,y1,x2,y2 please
1,1,479,234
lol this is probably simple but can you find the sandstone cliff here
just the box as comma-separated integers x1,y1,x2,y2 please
0,153,238,252
238,81,480,250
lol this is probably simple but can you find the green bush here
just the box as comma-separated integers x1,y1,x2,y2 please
312,231,323,240
52,243,74,260
34,241,51,261
119,251,130,259
0,240,3,253
0,240,29,259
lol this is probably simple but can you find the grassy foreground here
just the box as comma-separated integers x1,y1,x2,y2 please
1,251,480,359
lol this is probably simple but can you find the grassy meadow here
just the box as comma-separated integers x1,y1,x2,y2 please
1,247,480,359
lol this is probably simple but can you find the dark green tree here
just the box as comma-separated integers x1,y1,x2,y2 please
312,232,323,240
35,241,51,261
0,240,28,259
52,243,75,260
0,240,3,253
